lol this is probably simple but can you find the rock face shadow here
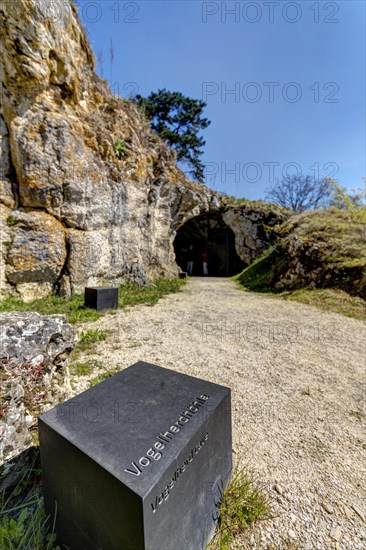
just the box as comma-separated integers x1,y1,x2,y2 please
0,445,40,495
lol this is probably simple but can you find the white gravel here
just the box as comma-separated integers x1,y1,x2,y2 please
71,278,366,549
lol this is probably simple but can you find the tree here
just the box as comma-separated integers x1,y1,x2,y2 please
327,178,365,210
265,175,334,212
135,89,210,181
326,178,366,234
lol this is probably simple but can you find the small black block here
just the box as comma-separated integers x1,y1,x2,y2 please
179,272,187,279
38,361,232,550
84,287,119,311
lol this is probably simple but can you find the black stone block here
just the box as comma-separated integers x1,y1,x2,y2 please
179,272,187,279
84,287,118,311
38,361,232,550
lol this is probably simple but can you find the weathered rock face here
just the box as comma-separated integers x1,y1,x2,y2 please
242,208,366,299
0,312,75,464
222,204,282,264
5,210,67,301
271,230,366,299
0,0,286,299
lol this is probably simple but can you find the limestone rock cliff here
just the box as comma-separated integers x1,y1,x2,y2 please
0,0,285,299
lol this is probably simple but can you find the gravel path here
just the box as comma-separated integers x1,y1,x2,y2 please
71,278,366,549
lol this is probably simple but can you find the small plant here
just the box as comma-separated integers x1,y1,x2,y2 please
0,450,60,550
209,466,272,549
69,359,103,376
114,137,126,159
90,366,121,387
6,216,18,226
0,505,59,550
77,329,109,351
70,329,110,361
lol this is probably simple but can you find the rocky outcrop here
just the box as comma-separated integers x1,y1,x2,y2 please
0,312,75,463
277,209,366,297
222,203,283,264
272,234,366,298
5,210,67,301
0,0,285,300
241,209,366,299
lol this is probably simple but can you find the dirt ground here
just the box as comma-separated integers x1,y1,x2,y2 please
71,278,366,549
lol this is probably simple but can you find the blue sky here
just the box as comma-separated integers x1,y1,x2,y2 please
78,0,365,200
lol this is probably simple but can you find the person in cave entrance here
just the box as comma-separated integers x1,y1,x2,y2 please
174,213,246,276
187,245,194,275
201,249,208,276
180,246,187,272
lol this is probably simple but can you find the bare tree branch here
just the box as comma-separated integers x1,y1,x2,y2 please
265,175,333,212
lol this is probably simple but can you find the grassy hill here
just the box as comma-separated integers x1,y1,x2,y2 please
235,207,366,319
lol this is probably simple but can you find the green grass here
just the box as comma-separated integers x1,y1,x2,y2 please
279,208,366,283
0,451,59,550
118,278,185,307
273,287,366,321
219,195,290,218
90,366,122,387
77,329,109,351
234,207,366,320
0,294,102,324
69,329,110,365
209,466,272,550
69,359,103,376
6,215,18,226
71,361,125,390
0,278,186,324
234,253,366,320
234,246,279,292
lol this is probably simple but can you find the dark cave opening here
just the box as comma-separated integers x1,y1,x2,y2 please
174,213,246,277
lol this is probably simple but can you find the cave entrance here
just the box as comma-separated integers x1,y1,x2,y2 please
174,213,246,277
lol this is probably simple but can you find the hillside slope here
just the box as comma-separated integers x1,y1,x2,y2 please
236,208,366,300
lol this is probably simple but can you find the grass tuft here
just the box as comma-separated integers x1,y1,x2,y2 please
77,329,109,351
209,466,272,550
0,451,59,550
234,246,279,292
235,268,366,321
69,359,103,376
90,366,122,387
273,287,366,321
